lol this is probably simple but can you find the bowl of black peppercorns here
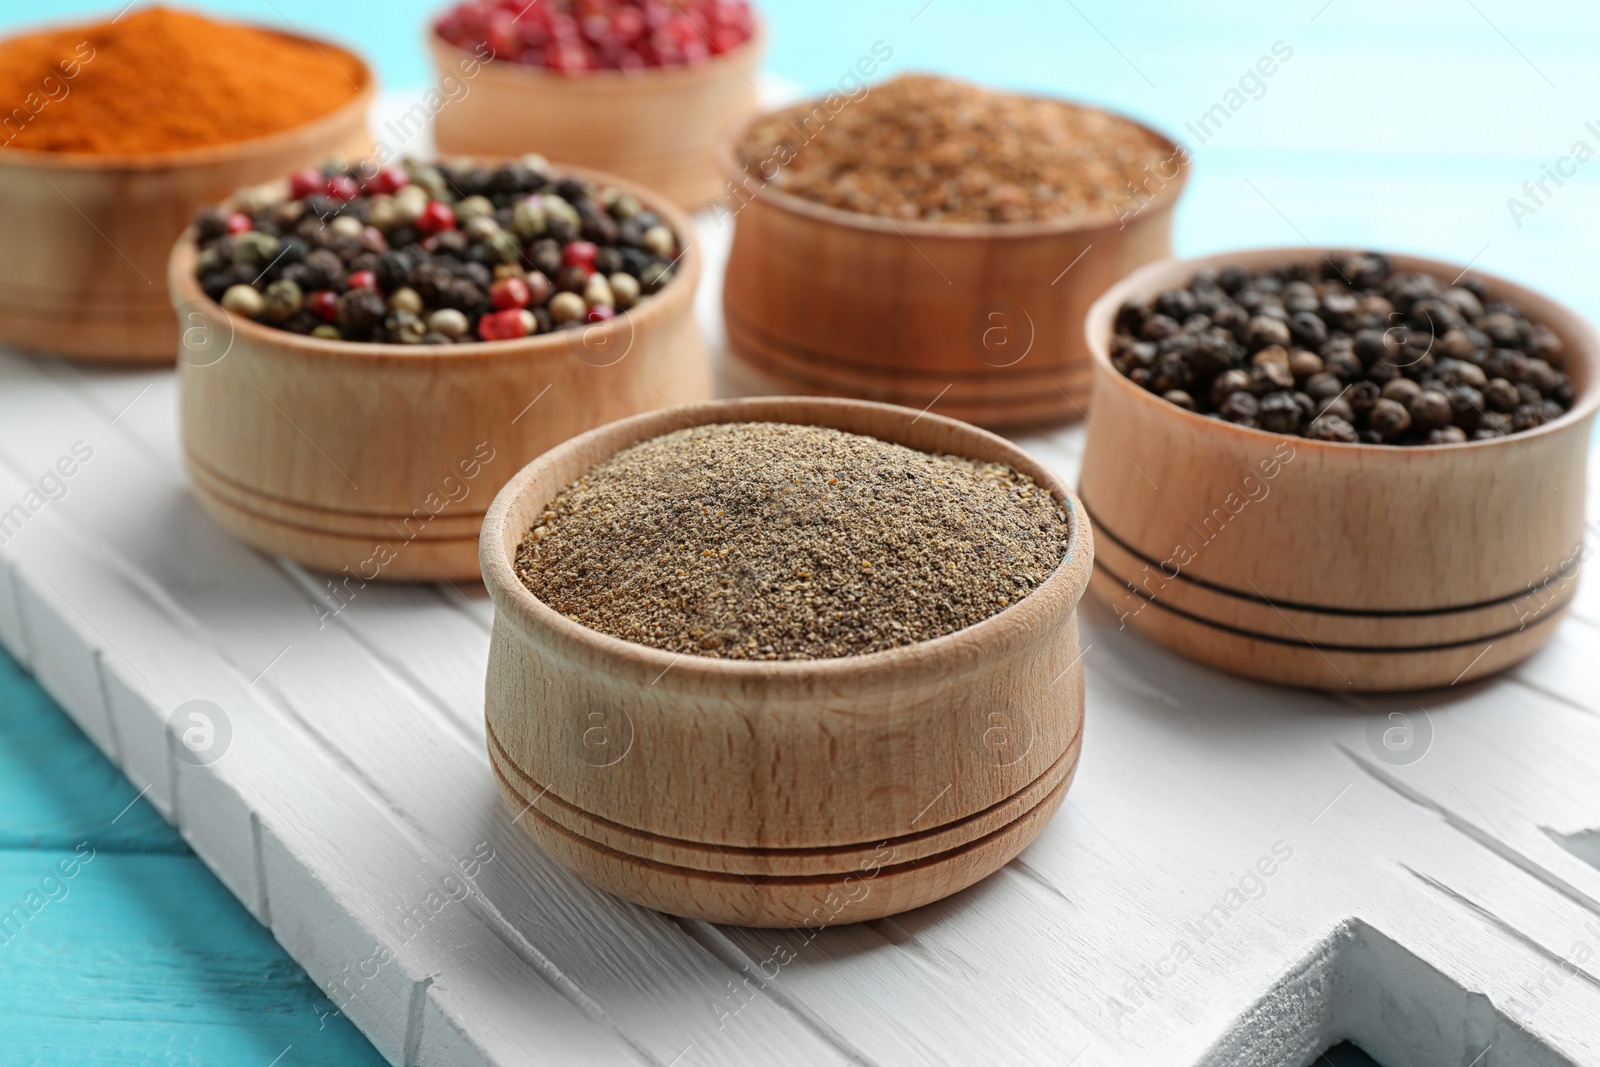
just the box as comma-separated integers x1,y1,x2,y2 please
1076,247,1598,692
168,155,711,581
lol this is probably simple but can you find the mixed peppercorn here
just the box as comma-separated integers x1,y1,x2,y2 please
1111,252,1576,445
434,0,755,73
192,156,680,344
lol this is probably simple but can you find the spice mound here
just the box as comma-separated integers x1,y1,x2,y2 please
1112,252,1577,445
192,157,681,344
435,0,755,72
516,422,1071,660
0,6,367,156
735,73,1173,225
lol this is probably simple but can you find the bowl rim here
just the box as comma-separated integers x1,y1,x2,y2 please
0,21,374,172
425,11,765,89
480,396,1096,683
713,83,1189,240
166,161,701,365
1084,245,1600,455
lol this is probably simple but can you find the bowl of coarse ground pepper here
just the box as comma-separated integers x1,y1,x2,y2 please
1077,246,1599,691
426,0,764,210
479,396,1094,926
718,73,1188,430
0,6,375,362
169,155,709,582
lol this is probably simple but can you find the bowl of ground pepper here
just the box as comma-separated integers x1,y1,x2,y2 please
0,6,373,363
170,155,709,581
480,396,1094,926
1078,247,1599,691
427,0,764,209
719,73,1187,430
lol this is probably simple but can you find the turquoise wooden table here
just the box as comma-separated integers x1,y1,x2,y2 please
2,0,1595,1064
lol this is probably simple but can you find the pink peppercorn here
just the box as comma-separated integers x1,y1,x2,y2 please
478,308,530,341
225,211,253,235
416,200,457,236
325,175,361,202
288,168,324,200
490,277,532,310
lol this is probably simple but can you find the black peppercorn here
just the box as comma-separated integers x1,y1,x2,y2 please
1368,398,1411,442
1218,390,1260,423
1408,389,1453,432
1306,414,1358,442
1162,389,1196,411
1258,391,1301,433
336,288,386,338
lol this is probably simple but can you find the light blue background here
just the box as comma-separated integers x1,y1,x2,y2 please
3,1,1595,1063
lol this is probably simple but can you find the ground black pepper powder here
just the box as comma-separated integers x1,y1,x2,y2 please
515,422,1072,660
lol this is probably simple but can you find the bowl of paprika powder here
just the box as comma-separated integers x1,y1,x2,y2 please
0,6,373,363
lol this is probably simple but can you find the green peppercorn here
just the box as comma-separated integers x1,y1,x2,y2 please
512,198,548,240
389,287,424,315
386,309,427,344
610,272,641,310
456,195,495,223
311,324,342,340
584,273,615,308
427,308,470,338
232,231,280,268
221,284,266,319
548,291,586,323
642,224,676,256
262,279,303,323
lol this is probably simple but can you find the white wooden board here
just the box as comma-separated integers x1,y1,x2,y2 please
1,95,1599,1067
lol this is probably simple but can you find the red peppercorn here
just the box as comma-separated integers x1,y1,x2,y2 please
587,305,616,323
288,168,324,200
477,308,530,341
225,211,254,235
367,166,411,195
562,240,599,269
306,290,340,323
490,277,532,310
416,200,457,236
347,271,379,293
325,175,361,202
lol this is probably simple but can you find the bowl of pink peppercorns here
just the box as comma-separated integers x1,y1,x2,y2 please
428,0,764,209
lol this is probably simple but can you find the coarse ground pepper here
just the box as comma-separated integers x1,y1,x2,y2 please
515,422,1072,661
735,72,1173,225
0,6,367,156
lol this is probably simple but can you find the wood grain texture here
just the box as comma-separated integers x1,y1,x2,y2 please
429,28,764,209
171,167,711,581
1077,248,1599,691
480,396,1093,924
0,48,373,364
717,108,1184,429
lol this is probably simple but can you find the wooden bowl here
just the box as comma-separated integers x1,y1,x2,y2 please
170,168,710,582
427,24,763,210
1078,248,1600,691
0,35,372,365
718,106,1186,431
480,396,1094,926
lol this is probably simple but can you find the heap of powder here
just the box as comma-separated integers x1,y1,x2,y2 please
736,72,1172,225
0,6,367,155
515,422,1072,661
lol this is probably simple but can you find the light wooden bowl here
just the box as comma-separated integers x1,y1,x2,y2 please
718,107,1186,430
170,168,710,581
428,24,763,210
480,396,1094,926
1078,248,1600,691
0,37,372,364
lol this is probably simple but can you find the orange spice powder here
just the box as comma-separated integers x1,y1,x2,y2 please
0,6,367,156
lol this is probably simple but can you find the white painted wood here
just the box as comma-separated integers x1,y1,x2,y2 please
1,99,1599,1067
